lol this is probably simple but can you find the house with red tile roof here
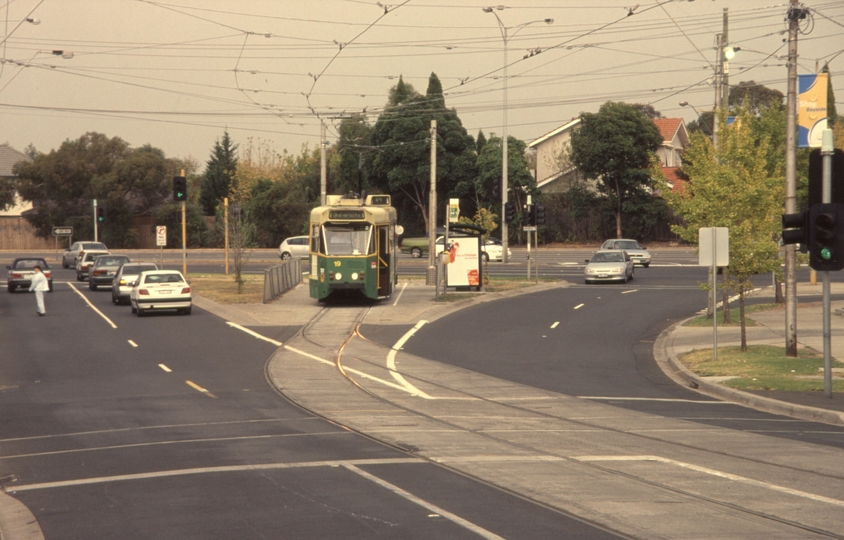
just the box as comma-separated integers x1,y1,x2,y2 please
527,116,690,194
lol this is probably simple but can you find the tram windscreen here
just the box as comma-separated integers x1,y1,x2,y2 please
322,224,373,255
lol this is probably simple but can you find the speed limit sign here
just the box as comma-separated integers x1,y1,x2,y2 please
156,225,167,247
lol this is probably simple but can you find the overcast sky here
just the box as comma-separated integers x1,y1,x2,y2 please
1,0,842,167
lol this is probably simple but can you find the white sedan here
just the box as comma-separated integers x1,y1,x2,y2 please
584,249,634,284
130,270,192,316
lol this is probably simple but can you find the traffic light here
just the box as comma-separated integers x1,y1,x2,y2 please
525,204,535,226
96,206,106,223
504,202,515,223
535,204,546,225
809,203,844,271
173,176,187,202
781,210,808,253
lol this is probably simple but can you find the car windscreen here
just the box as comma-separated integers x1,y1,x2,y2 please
616,241,641,250
591,253,624,263
321,224,373,255
98,257,129,267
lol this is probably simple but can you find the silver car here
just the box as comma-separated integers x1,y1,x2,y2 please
584,249,634,284
76,250,110,281
62,241,108,268
112,262,159,304
278,236,309,260
600,239,651,267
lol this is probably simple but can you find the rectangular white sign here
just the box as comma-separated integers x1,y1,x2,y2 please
156,225,167,247
699,227,729,266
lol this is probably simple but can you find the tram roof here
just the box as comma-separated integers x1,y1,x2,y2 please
310,194,396,222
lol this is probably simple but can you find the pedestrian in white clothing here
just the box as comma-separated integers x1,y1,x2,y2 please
29,266,49,316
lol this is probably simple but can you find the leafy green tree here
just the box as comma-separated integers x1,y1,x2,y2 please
474,135,535,240
333,115,373,195
662,107,784,349
245,178,313,248
368,73,477,235
12,133,178,246
570,101,663,238
200,131,238,215
728,81,784,113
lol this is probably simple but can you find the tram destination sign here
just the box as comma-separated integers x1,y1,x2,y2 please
52,226,73,236
329,210,365,220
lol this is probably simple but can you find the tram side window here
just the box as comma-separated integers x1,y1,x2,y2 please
311,225,319,253
322,224,372,256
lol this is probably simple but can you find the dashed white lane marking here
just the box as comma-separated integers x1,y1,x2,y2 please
573,455,844,508
573,303,584,310
186,380,217,399
621,289,637,294
128,340,138,348
158,364,172,372
550,322,559,329
68,283,117,329
226,322,282,346
344,463,506,540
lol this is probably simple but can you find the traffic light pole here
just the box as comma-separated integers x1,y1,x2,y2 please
93,199,98,242
821,130,834,398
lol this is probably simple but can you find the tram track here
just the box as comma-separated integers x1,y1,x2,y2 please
269,303,844,538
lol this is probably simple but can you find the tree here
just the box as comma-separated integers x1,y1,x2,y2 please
570,101,663,238
334,115,374,195
475,135,536,240
368,73,477,236
12,132,178,246
199,131,238,215
728,81,784,113
662,106,784,350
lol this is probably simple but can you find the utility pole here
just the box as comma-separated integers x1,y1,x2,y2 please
721,8,730,106
784,0,807,357
320,122,327,205
427,120,437,286
713,32,723,150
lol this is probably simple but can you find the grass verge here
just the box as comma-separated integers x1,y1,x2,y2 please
682,303,779,327
680,345,844,392
188,273,264,304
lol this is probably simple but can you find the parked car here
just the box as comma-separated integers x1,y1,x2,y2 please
6,258,53,293
433,237,512,262
62,241,108,268
88,255,131,291
279,236,309,260
130,270,192,316
584,249,634,284
76,250,110,281
599,239,651,267
112,262,159,305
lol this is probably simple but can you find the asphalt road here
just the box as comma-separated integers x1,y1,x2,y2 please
399,267,844,450
0,266,624,539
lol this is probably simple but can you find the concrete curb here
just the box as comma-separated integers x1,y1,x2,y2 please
654,319,844,426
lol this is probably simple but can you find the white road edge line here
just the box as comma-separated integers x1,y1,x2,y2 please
158,364,172,372
392,281,409,306
550,322,559,329
343,463,507,540
386,320,433,399
573,455,844,508
8,458,424,492
573,303,584,310
226,322,282,346
67,282,117,329
128,340,138,348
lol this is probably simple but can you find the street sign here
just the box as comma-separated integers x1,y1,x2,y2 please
448,198,460,223
52,226,73,236
156,225,167,247
699,227,729,266
523,226,537,232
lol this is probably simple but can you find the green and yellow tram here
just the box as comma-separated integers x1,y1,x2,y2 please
308,194,399,301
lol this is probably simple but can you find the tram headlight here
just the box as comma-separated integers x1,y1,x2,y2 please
351,272,359,281
334,272,342,281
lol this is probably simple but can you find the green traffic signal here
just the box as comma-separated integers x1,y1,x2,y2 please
821,247,833,261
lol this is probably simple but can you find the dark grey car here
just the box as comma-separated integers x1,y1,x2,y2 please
88,255,131,291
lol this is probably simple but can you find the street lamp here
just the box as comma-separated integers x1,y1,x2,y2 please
679,101,712,136
483,6,552,264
